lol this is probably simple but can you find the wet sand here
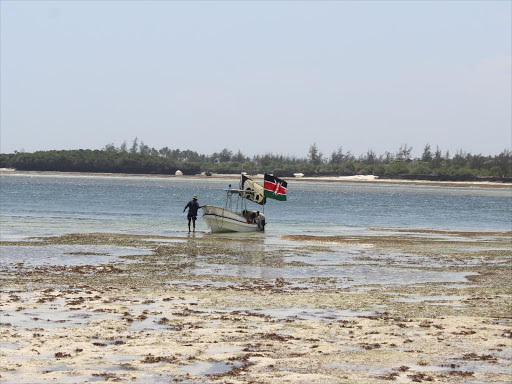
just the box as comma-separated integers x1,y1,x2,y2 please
1,230,511,383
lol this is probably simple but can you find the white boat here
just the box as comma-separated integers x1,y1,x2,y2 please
202,175,266,233
202,204,265,233
202,173,288,233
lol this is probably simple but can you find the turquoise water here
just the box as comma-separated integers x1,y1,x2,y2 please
0,174,511,241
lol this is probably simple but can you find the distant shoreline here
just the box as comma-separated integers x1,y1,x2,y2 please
1,168,510,188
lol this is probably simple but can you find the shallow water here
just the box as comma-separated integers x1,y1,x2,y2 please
191,262,474,286
179,361,241,376
0,245,151,267
390,295,467,303
1,175,510,241
251,307,374,321
1,303,118,329
206,346,245,355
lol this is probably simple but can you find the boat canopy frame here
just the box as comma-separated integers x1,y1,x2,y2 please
223,188,265,215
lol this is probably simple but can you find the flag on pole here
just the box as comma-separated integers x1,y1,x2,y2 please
264,174,287,201
240,174,266,205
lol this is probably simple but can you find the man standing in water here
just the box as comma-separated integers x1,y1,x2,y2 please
183,195,200,232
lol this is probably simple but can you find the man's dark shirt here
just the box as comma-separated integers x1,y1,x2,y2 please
184,200,200,217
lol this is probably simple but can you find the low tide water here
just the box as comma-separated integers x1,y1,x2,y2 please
1,174,510,241
1,174,511,384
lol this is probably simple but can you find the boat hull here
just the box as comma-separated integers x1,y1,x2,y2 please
202,206,263,233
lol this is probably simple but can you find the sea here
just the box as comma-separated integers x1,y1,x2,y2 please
1,173,511,241
2,173,511,384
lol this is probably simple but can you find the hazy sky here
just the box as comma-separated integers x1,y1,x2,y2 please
1,1,511,158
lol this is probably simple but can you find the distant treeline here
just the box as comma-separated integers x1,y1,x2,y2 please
1,139,511,182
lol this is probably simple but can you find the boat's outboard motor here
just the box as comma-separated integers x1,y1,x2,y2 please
257,214,266,230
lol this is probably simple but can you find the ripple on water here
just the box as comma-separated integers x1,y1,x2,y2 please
141,238,187,244
0,245,152,267
0,342,20,350
0,372,93,384
404,362,512,375
179,361,241,376
206,346,245,355
254,307,374,321
2,301,118,330
190,262,474,286
326,363,387,373
391,295,467,304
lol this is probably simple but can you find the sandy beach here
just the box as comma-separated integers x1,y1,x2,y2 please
1,168,510,189
1,229,511,383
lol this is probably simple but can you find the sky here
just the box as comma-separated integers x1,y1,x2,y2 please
1,1,511,158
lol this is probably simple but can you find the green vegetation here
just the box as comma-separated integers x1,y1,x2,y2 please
1,139,511,181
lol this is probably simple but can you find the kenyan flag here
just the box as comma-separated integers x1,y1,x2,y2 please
264,174,287,201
